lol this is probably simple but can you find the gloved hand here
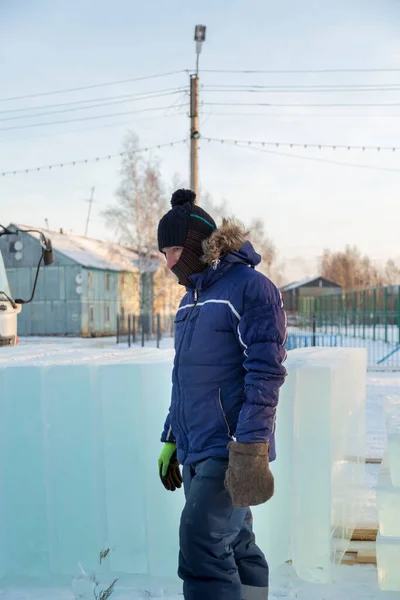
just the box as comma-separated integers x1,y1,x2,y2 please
225,442,274,508
158,442,182,491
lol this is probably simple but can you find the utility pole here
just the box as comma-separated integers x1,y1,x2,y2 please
84,186,95,237
190,25,206,203
190,73,199,200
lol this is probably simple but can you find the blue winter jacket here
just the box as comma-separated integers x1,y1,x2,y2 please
161,220,287,465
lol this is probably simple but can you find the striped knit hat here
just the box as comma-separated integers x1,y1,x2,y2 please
158,189,217,287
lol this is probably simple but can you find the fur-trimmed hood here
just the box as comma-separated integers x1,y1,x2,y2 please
201,218,260,267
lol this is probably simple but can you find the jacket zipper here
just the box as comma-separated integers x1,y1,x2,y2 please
184,288,198,352
218,389,233,438
175,288,199,449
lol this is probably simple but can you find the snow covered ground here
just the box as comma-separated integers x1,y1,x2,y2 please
0,338,399,599
0,564,398,599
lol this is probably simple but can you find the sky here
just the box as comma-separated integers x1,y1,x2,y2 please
1,0,400,282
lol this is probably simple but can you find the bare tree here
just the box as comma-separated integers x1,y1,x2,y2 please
320,245,383,290
103,132,168,250
384,258,400,285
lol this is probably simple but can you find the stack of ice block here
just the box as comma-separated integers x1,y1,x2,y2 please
376,395,400,591
0,344,184,581
0,343,367,587
254,346,366,583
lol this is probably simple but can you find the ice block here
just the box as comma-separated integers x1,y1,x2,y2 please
254,347,366,583
376,395,400,591
376,451,400,537
383,396,400,487
376,533,400,591
0,342,367,588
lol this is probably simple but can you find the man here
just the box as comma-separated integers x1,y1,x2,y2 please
157,189,287,600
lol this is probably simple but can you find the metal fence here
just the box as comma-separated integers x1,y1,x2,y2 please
116,313,175,348
287,285,400,369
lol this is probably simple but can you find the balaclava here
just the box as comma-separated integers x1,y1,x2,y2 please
157,189,217,287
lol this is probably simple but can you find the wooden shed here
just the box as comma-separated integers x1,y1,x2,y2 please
281,276,342,312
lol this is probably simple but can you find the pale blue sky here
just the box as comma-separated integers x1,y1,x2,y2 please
1,0,399,281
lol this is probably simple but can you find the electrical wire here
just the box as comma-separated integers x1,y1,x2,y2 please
204,101,400,108
0,110,189,144
0,139,187,177
0,86,189,116
0,103,189,132
199,110,400,118
203,83,400,90
201,85,400,94
205,138,400,173
0,69,188,103
0,88,188,123
202,68,400,74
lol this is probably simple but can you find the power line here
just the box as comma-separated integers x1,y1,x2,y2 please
202,85,400,94
0,139,187,177
0,88,188,123
0,110,188,144
205,138,400,173
203,83,400,90
0,103,189,132
0,86,188,116
200,110,400,118
202,136,400,152
0,69,188,104
202,68,400,74
204,101,400,108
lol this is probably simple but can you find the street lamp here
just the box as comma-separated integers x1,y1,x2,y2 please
194,25,206,73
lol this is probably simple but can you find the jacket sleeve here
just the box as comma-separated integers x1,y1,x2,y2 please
233,278,287,444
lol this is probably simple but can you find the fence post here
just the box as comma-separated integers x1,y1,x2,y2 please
312,314,316,346
398,286,400,346
384,287,388,344
132,315,136,344
362,290,366,340
353,291,357,338
157,314,161,349
373,288,377,341
141,315,145,347
128,314,131,348
116,314,120,344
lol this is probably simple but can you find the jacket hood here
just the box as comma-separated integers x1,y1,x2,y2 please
201,218,261,268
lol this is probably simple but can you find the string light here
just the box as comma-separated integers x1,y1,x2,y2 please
202,137,400,153
204,138,400,173
0,139,187,177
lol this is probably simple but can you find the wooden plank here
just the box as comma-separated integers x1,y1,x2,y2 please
352,527,378,542
333,524,378,542
340,548,377,566
357,549,377,564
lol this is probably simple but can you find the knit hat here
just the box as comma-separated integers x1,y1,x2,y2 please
157,189,217,286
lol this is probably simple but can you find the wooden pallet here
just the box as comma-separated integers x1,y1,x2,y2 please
340,547,377,566
334,526,378,565
333,524,378,542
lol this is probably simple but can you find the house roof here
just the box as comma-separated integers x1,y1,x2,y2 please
10,224,144,273
281,276,341,292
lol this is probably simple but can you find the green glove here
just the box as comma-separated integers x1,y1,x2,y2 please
158,442,182,491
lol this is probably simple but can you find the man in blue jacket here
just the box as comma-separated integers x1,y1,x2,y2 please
157,189,287,600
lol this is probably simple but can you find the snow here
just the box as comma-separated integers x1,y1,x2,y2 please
0,340,399,599
1,564,399,599
10,224,143,273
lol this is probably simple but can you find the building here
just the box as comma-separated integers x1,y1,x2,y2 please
0,224,149,337
281,276,342,312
